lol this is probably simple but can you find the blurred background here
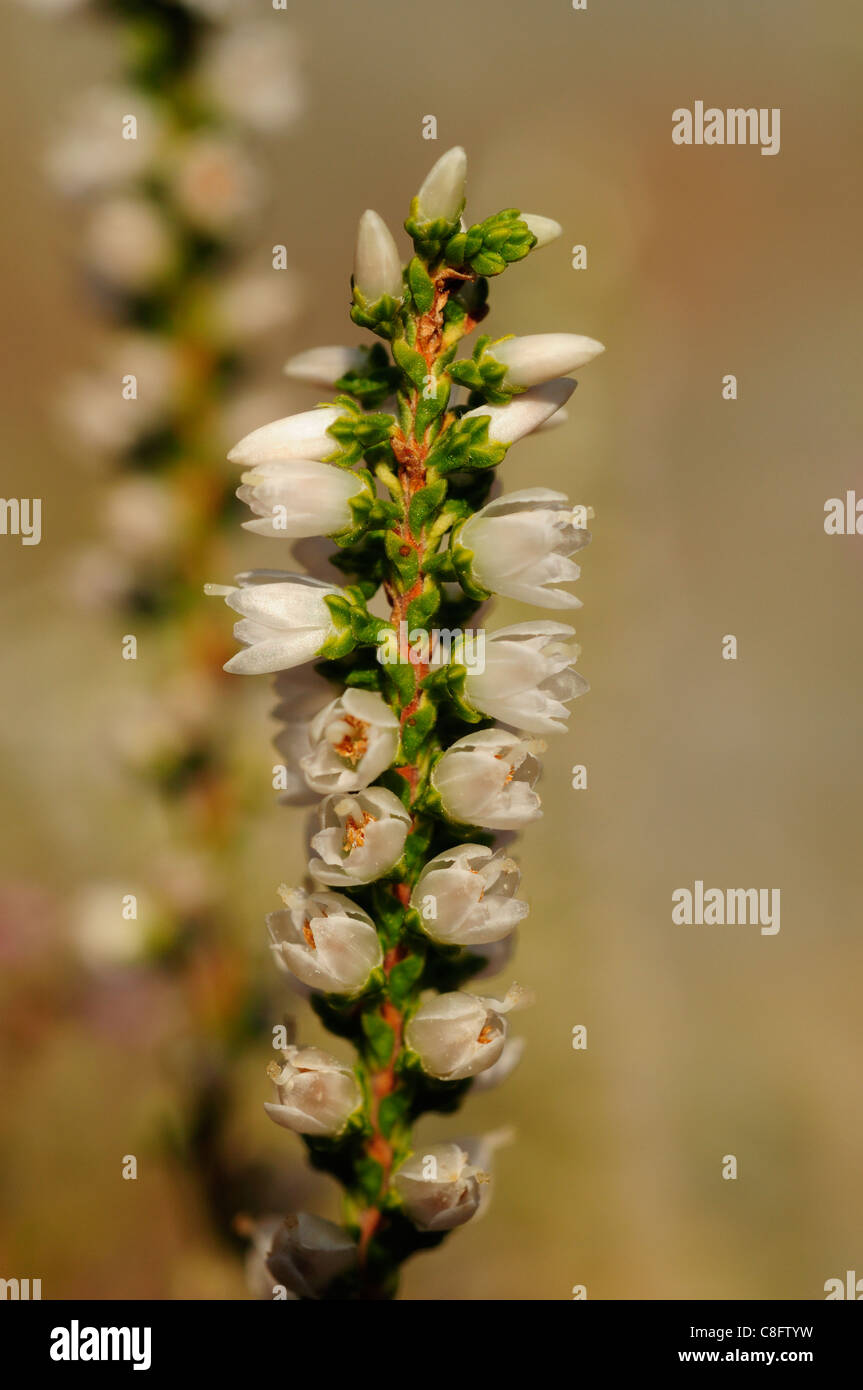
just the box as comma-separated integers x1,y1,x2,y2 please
1,0,862,1300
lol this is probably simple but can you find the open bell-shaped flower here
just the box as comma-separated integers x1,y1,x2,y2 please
236,458,369,538
205,571,343,675
463,622,588,734
308,786,410,886
267,886,383,996
432,728,544,830
300,688,399,794
458,488,590,608
405,984,529,1082
264,1045,362,1136
410,844,528,946
393,1141,483,1232
266,1213,356,1300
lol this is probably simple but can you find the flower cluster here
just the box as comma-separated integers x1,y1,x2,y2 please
25,0,308,1255
210,146,603,1299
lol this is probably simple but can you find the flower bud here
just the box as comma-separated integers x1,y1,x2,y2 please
283,345,367,390
354,209,403,301
266,1213,356,1300
405,984,528,1081
227,404,351,465
415,145,467,224
205,571,343,675
462,379,574,445
394,1142,482,1231
411,844,528,946
521,212,563,248
264,1044,362,1136
309,786,411,886
464,622,588,733
267,886,383,996
301,688,399,793
432,728,544,830
489,333,604,388
459,488,590,609
236,458,365,538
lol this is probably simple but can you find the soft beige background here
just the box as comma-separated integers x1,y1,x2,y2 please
2,0,862,1299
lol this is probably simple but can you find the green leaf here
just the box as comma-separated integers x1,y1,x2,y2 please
388,954,425,1009
408,478,447,534
350,286,402,340
377,1090,411,1141
384,529,419,589
361,1011,395,1068
400,694,437,762
426,414,508,476
392,337,429,390
407,256,435,315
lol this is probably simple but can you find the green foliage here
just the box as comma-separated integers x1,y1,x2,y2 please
350,285,402,340
444,209,537,277
335,343,401,409
426,413,508,476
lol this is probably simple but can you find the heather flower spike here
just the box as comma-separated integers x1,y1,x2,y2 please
209,146,603,1298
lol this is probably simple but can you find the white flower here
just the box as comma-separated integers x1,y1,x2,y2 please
241,1216,293,1301
410,844,528,946
45,87,162,197
393,1142,482,1232
236,458,365,538
415,146,467,224
170,134,260,234
85,195,174,291
205,571,342,675
201,24,305,132
459,488,589,608
283,346,367,390
432,728,544,830
459,1127,515,1218
264,1045,362,1136
215,266,303,342
464,622,587,734
521,213,563,248
354,209,403,302
72,882,146,968
272,668,340,806
103,475,181,558
488,333,604,388
405,984,528,1081
267,887,382,996
300,688,399,793
309,787,410,887
61,333,180,455
266,1213,356,1300
227,405,351,465
462,379,575,445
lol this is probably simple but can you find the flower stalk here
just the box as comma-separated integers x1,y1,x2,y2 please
212,146,604,1299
